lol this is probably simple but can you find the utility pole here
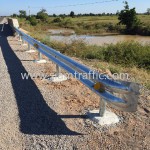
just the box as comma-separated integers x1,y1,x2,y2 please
28,6,31,17
28,6,31,32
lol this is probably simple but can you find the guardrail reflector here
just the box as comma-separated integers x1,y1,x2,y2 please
94,82,105,93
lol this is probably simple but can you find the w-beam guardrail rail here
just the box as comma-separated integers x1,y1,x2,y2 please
12,26,140,119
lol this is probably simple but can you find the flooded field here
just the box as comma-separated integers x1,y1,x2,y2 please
48,29,75,35
50,34,150,45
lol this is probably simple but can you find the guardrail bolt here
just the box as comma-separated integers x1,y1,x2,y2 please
99,98,106,117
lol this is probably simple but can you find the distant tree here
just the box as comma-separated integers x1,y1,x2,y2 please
19,10,26,18
59,14,66,19
89,13,95,16
53,14,57,17
37,9,49,21
70,11,75,18
12,14,17,18
116,10,120,15
78,13,82,17
102,12,106,16
147,8,150,15
118,1,140,32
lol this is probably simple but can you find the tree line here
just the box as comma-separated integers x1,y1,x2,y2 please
12,10,118,18
12,7,150,19
11,2,150,35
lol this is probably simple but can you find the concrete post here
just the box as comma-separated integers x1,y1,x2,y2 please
99,98,106,117
34,52,46,64
38,51,42,61
18,35,22,42
56,64,60,77
26,43,36,53
21,37,27,46
28,43,31,51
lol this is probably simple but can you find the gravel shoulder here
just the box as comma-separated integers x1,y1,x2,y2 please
0,47,23,150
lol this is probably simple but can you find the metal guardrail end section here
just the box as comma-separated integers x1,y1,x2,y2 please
94,81,140,112
112,81,140,112
110,93,139,112
13,26,140,113
121,80,140,95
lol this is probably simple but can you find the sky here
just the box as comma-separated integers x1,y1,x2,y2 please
0,0,150,16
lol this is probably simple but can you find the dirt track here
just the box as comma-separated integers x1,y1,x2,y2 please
0,22,150,150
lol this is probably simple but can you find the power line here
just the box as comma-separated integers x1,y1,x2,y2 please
31,0,119,9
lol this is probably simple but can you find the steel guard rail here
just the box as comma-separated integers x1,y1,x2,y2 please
13,26,140,112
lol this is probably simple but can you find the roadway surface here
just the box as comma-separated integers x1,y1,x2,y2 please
0,17,149,150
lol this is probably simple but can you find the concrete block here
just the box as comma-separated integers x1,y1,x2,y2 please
87,110,119,126
26,50,36,53
45,73,68,82
34,60,47,64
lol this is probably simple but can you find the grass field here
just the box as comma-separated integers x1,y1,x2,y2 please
19,15,150,35
138,15,150,26
45,15,150,25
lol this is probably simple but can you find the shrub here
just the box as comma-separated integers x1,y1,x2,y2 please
103,42,150,69
59,19,73,27
50,41,150,70
106,23,115,31
29,17,37,26
135,25,150,36
94,23,102,29
53,17,62,23
83,24,93,30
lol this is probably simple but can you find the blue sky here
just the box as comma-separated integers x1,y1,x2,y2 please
1,0,150,16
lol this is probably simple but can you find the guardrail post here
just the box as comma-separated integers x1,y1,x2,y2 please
34,52,47,64
28,43,31,50
38,51,42,60
26,43,36,53
21,36,24,45
56,64,60,77
18,35,22,42
46,64,67,82
21,37,27,46
99,99,106,117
